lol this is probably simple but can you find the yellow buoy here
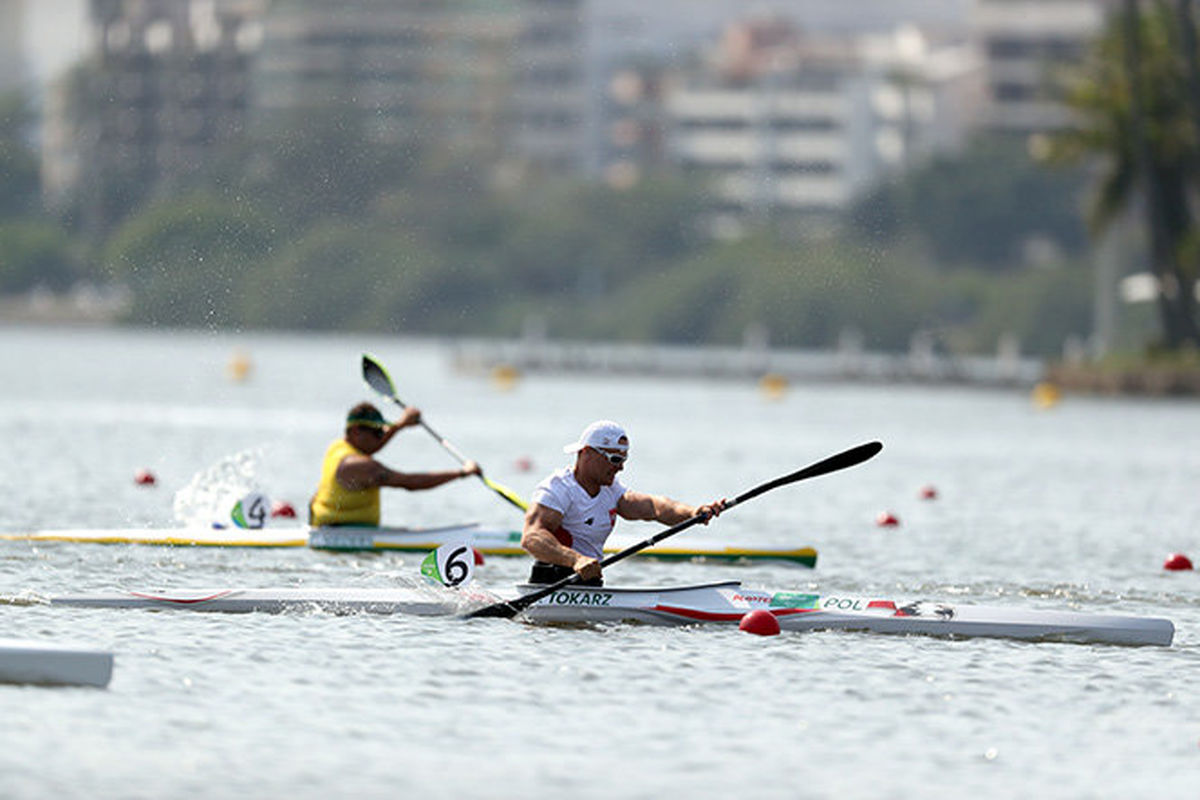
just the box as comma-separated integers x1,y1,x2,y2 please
1031,381,1060,409
227,350,252,383
491,363,521,392
759,372,788,401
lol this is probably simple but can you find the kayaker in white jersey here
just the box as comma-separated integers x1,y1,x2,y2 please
522,420,725,585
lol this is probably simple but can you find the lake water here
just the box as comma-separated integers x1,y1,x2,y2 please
1,326,1198,799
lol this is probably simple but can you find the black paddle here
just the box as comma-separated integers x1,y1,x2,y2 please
361,354,529,512
466,440,884,620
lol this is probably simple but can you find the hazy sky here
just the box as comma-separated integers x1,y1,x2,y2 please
22,0,88,84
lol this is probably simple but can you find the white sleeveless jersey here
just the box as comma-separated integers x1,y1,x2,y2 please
530,467,627,560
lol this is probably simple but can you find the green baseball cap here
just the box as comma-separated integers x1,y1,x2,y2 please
346,404,387,429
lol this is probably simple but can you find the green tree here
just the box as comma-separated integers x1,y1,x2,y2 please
0,91,41,220
240,104,421,230
495,178,706,298
847,138,1089,270
0,221,81,292
238,221,488,333
102,194,277,327
1052,0,1200,349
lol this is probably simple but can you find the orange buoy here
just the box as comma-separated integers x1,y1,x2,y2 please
133,469,157,486
491,364,520,392
876,511,900,527
739,609,781,636
270,500,297,519
472,548,485,566
1163,553,1194,571
758,373,788,401
918,485,938,500
227,350,252,382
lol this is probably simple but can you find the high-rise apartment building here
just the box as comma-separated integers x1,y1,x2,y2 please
46,0,265,226
0,0,27,94
606,17,980,228
509,0,586,172
252,0,519,158
971,0,1116,137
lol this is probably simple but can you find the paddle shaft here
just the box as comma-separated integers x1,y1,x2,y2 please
466,440,883,619
362,355,528,512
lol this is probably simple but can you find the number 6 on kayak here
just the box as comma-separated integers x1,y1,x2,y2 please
421,542,476,588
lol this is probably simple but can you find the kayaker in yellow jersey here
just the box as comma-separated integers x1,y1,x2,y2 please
309,402,481,527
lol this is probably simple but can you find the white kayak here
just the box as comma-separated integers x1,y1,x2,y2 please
45,581,1173,647
0,638,114,687
2,524,816,566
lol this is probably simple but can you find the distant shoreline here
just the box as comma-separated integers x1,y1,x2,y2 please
1045,361,1200,397
0,288,129,327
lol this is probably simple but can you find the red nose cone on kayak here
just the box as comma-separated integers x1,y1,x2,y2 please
1163,553,1194,571
739,609,781,636
270,500,297,518
876,511,900,527
133,469,157,486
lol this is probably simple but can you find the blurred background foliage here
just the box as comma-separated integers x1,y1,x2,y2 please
1,10,1151,362
0,85,1098,357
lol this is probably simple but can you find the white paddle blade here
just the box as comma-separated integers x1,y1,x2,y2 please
229,491,269,529
420,542,475,588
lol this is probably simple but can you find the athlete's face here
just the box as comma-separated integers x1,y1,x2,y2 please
347,425,386,455
588,446,626,484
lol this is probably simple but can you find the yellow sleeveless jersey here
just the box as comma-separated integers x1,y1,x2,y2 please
309,439,380,526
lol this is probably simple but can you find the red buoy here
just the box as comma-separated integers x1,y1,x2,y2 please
472,548,485,566
876,511,900,527
270,500,297,519
133,469,157,486
918,485,938,500
514,457,533,473
1163,553,1194,571
739,609,781,636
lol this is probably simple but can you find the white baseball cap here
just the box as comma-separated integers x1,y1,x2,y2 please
563,420,629,454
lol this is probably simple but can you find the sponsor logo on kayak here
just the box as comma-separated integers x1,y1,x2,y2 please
768,592,820,609
731,592,773,605
546,591,613,607
311,531,374,549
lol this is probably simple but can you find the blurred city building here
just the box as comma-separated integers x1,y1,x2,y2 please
252,0,521,160
602,17,981,232
33,0,1121,232
971,0,1116,136
511,0,586,172
1,1,27,94
43,0,266,230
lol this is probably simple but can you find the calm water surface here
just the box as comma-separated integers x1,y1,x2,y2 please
1,327,1198,799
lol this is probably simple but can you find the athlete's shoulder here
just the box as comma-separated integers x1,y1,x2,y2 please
531,466,575,508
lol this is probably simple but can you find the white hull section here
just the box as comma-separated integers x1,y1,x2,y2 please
50,587,453,616
46,581,1174,646
0,638,114,687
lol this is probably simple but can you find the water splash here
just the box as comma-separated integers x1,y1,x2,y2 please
173,449,266,527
